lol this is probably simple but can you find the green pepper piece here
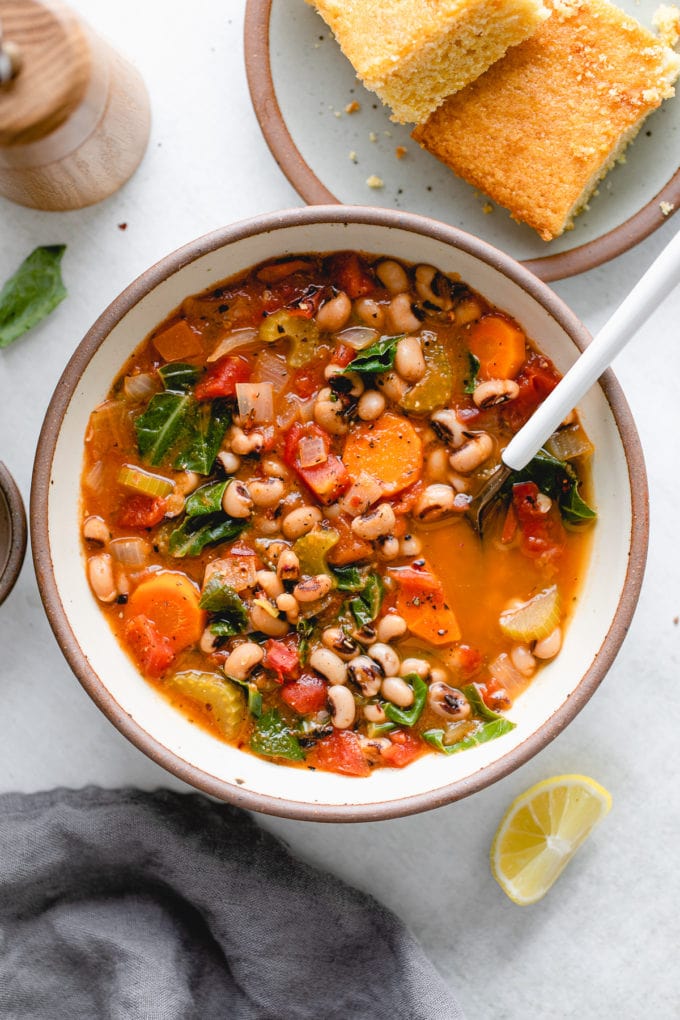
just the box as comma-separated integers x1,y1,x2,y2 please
163,671,245,739
399,337,452,414
259,310,320,368
250,709,305,761
293,529,339,577
384,673,428,727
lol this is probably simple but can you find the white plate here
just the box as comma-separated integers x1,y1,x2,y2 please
246,0,680,280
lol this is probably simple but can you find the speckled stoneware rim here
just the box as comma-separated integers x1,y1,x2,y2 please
0,461,27,607
244,0,680,283
31,205,649,822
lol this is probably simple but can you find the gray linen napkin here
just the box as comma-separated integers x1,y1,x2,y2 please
0,788,463,1020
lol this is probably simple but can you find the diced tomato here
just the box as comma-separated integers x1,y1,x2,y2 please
512,481,566,562
308,729,370,777
479,677,511,711
194,354,251,401
118,494,167,529
390,481,426,516
283,422,350,505
124,614,175,677
332,343,356,368
325,513,373,566
280,673,328,715
263,639,300,681
262,278,326,317
446,644,483,680
503,354,561,430
292,361,327,399
381,729,423,768
326,252,375,299
500,502,518,544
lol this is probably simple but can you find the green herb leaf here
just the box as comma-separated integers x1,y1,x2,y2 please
384,673,428,727
423,717,516,755
226,674,263,717
463,352,480,394
509,450,597,525
332,565,366,591
350,572,384,628
560,476,598,524
174,398,231,475
158,362,201,392
185,480,228,517
0,245,67,348
199,574,248,615
135,392,190,465
209,618,242,638
296,617,314,664
168,513,246,557
250,709,305,761
343,334,402,375
460,683,506,721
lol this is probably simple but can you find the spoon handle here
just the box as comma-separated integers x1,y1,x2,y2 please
502,226,680,472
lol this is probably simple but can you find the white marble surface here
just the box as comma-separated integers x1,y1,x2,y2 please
1,2,679,1017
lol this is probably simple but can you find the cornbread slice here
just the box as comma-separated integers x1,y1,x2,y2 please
307,0,549,124
412,0,680,239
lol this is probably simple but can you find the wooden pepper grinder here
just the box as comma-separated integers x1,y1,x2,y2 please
0,0,150,210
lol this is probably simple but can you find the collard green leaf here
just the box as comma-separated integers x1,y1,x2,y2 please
332,565,365,591
423,717,516,755
250,709,305,761
463,352,480,394
384,674,428,727
461,683,506,721
350,572,384,628
200,575,249,637
168,513,246,557
174,398,231,475
158,362,200,392
135,392,190,465
510,450,597,525
185,480,228,517
343,334,401,375
0,245,67,348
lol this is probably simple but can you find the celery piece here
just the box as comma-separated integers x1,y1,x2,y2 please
293,529,339,577
259,310,320,367
544,424,594,463
384,674,428,727
164,671,245,739
400,337,452,414
499,586,560,643
118,464,174,499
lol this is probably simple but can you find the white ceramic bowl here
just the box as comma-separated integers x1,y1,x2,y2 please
31,207,648,821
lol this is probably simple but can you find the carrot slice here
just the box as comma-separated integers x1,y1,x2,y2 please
389,562,461,645
126,571,205,652
468,314,526,381
152,320,202,362
342,413,423,498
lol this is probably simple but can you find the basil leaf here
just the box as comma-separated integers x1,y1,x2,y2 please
343,334,402,375
384,674,428,727
174,399,231,475
332,565,366,591
0,245,67,348
185,480,228,517
135,392,190,465
463,352,480,394
350,572,384,627
423,717,516,755
168,513,246,557
158,362,200,392
250,709,305,761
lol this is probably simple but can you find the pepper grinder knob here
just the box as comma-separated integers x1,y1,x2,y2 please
0,0,150,210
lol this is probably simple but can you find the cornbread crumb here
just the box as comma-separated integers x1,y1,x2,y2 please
395,145,408,159
345,100,361,113
653,4,680,46
366,174,384,188
660,200,675,215
413,0,680,240
369,131,378,142
349,150,358,162
482,203,494,214
307,0,549,123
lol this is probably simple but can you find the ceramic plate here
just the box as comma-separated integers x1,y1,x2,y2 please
245,0,680,281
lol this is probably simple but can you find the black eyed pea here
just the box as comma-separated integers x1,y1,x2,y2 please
395,336,426,384
400,533,422,558
281,505,323,540
322,627,359,660
276,548,300,583
357,389,386,421
174,470,203,495
454,296,483,325
309,647,348,685
88,553,118,603
261,455,288,479
348,655,383,697
249,600,290,637
375,371,408,403
533,627,562,660
429,666,449,686
249,476,285,508
83,515,110,544
354,297,385,330
375,259,409,295
363,702,387,723
222,479,253,518
230,426,264,456
369,642,401,677
427,682,471,720
510,643,536,677
381,675,415,708
313,388,349,435
414,483,457,522
163,493,186,518
293,574,333,603
224,641,264,680
328,684,356,729
473,378,520,409
254,514,281,536
217,450,241,475
316,291,352,332
375,614,408,643
200,627,220,654
359,735,391,762
386,292,421,334
414,264,452,311
376,535,400,561
276,592,299,622
448,432,494,474
325,369,364,398
256,569,284,600
430,409,465,449
351,502,396,541
399,657,430,679
425,447,451,483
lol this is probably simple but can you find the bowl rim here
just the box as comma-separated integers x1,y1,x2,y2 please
30,205,649,822
0,461,27,608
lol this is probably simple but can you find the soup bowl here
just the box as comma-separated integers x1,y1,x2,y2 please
31,206,648,821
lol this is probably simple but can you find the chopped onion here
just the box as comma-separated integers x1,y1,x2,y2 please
336,326,379,350
236,382,274,424
339,472,383,517
123,372,158,403
110,537,151,567
488,653,524,698
252,348,289,389
298,435,327,468
207,328,258,363
83,460,104,494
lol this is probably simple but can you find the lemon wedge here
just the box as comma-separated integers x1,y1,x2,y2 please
490,774,612,905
